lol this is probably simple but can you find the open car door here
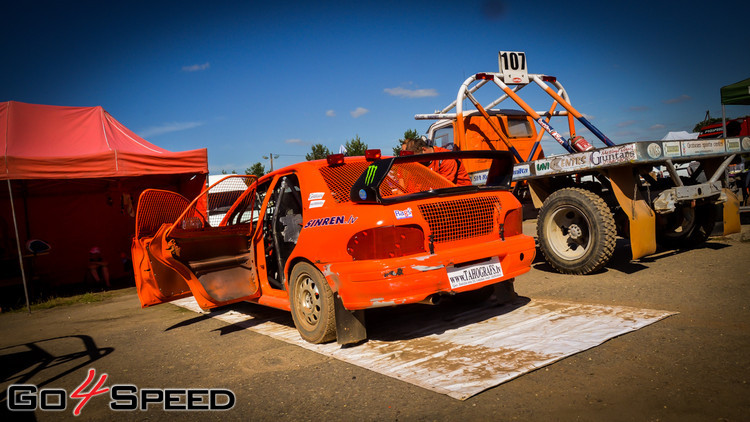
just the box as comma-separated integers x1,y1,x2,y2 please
132,176,261,309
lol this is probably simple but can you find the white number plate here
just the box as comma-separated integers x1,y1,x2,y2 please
447,257,504,289
498,51,529,84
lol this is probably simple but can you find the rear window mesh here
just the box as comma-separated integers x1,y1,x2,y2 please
319,162,454,203
380,163,454,198
418,195,500,243
135,190,191,239
319,162,371,203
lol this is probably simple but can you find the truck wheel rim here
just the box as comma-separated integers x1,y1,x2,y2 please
297,275,321,327
545,205,591,260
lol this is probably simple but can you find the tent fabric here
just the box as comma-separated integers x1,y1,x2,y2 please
1,101,208,179
661,131,699,140
0,101,208,294
720,78,750,106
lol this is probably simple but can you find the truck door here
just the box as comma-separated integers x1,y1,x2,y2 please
133,176,261,309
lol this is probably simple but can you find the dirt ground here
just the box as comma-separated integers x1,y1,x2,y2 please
1,222,749,421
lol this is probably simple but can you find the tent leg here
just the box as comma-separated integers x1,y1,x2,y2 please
722,104,726,138
7,180,31,313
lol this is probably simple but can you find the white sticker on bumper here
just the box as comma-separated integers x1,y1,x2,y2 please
447,257,504,289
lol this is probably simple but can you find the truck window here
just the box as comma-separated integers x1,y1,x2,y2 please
434,126,455,150
507,118,533,138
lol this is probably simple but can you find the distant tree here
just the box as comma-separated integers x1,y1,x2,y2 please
245,162,265,178
403,129,419,141
220,169,237,175
394,129,420,156
693,117,722,132
306,144,332,161
344,135,368,156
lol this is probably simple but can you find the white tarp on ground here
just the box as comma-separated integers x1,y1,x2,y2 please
171,297,675,400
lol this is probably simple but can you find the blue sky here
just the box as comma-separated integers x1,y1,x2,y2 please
3,0,749,173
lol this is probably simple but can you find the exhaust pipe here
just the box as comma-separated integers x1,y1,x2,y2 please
418,294,442,305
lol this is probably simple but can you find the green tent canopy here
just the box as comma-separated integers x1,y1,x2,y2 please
719,77,750,137
720,78,750,105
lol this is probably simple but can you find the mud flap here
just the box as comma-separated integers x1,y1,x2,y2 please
722,188,741,236
493,278,518,305
334,294,367,346
527,179,552,209
608,167,656,260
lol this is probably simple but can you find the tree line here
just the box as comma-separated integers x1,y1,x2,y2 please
224,130,420,177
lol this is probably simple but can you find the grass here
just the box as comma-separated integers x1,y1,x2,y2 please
6,290,116,313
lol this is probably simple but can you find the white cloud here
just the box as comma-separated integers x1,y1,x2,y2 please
182,62,210,72
350,107,369,118
617,120,637,128
138,121,204,138
284,138,305,144
384,87,439,98
629,106,649,112
649,124,666,130
663,94,691,104
326,110,336,117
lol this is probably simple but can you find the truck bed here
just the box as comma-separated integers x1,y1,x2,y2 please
510,137,748,181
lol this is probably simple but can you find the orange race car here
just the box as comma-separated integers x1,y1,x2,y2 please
131,150,536,345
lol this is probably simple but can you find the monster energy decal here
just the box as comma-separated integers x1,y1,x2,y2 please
365,165,377,185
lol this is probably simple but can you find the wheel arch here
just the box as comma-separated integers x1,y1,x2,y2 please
284,256,340,293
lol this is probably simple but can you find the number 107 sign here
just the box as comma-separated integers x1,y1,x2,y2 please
498,51,528,84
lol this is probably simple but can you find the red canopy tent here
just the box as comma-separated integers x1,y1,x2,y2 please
1,101,208,309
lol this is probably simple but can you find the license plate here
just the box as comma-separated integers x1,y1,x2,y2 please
447,257,504,289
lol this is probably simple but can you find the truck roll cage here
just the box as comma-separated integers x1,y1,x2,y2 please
415,72,615,161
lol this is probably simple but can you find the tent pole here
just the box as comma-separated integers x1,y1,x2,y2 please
722,104,727,138
7,180,31,313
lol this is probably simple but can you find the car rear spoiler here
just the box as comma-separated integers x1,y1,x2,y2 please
350,150,514,204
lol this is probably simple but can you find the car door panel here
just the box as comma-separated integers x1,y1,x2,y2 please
132,177,261,310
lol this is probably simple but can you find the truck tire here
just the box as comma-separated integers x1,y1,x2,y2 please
656,203,715,249
537,188,616,275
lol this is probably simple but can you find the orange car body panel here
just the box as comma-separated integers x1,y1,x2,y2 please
132,156,536,313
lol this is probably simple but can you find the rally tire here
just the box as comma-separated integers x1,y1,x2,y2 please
537,188,616,275
289,262,337,344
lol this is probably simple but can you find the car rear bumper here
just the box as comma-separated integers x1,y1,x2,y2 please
318,234,536,310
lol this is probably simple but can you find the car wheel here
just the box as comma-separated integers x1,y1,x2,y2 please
537,188,616,275
289,262,336,344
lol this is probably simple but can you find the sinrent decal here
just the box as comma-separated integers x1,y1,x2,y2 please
6,369,235,415
303,215,358,228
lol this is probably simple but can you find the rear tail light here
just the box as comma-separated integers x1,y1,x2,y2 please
476,73,494,80
347,225,425,260
326,154,345,166
399,150,414,156
541,75,557,83
502,207,523,238
365,149,381,161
